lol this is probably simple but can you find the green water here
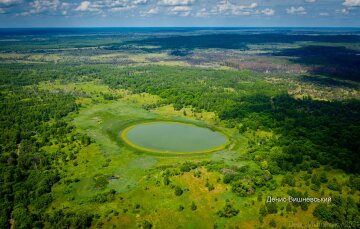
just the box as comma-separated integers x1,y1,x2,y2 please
124,122,228,153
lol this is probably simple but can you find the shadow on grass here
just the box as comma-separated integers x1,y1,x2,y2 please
298,75,359,89
125,33,360,52
274,45,360,82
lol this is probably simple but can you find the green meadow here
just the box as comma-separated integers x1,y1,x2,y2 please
48,91,250,228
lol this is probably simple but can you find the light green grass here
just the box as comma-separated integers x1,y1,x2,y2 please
49,97,251,228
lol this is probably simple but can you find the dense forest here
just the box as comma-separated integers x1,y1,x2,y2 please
0,85,98,227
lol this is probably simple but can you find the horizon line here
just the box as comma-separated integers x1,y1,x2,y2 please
1,26,360,29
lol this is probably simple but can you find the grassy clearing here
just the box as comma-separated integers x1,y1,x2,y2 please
42,81,358,228
46,85,256,228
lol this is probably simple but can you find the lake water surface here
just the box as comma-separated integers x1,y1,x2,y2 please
123,122,228,153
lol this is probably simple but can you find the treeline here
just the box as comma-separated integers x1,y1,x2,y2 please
127,33,360,51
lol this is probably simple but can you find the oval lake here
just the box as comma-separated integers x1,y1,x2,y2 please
121,122,228,153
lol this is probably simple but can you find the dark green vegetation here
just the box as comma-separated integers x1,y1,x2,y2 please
127,33,360,50
0,28,359,228
0,86,92,228
275,45,360,81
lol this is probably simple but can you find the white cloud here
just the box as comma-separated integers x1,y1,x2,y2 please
340,8,350,14
337,0,359,15
11,0,353,19
169,6,190,11
75,0,147,13
168,5,191,16
159,0,193,6
75,1,92,11
181,11,189,16
261,8,274,16
133,0,147,4
0,0,22,5
247,3,258,9
32,0,59,11
98,0,147,8
146,6,158,14
286,6,306,15
343,0,360,7
17,0,71,16
319,12,329,16
194,7,207,17
212,0,258,16
110,5,135,12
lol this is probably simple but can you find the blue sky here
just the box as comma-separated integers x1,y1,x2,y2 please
0,0,359,27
